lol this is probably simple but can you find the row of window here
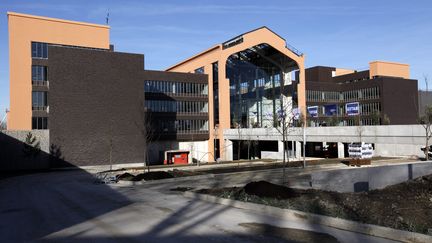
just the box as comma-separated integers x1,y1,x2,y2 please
32,65,48,82
144,80,208,96
32,42,48,59
157,119,209,133
32,91,48,110
306,87,380,102
32,43,48,130
145,100,209,113
230,73,287,95
360,102,381,115
342,87,380,101
307,90,339,102
32,117,48,130
345,118,378,126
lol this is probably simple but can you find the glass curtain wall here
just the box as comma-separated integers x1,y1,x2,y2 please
226,43,298,128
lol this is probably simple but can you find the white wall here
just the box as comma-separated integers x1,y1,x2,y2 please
223,125,429,158
148,140,209,164
374,143,423,157
178,140,209,163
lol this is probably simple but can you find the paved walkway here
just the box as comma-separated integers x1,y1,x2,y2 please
0,167,401,242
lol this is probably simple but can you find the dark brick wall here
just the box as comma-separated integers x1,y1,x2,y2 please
47,46,209,166
305,66,418,125
305,66,335,83
49,46,146,166
380,77,418,124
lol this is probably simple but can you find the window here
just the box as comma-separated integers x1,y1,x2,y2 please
31,42,48,59
194,66,204,74
32,66,48,82
32,91,47,110
32,117,48,129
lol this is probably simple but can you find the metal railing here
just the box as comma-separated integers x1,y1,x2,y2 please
32,81,49,87
286,43,303,57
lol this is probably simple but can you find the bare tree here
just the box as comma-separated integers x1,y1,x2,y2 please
382,114,391,125
419,105,432,160
109,119,114,171
273,95,297,183
136,102,158,172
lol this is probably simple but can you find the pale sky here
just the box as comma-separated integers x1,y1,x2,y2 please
1,0,431,120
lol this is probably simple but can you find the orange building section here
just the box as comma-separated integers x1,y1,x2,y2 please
167,27,306,161
369,61,410,79
7,12,110,130
334,68,355,76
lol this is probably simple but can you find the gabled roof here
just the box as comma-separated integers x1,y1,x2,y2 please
166,26,288,71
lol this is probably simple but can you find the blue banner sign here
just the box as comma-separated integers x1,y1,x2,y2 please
324,104,337,116
346,102,359,116
307,106,318,118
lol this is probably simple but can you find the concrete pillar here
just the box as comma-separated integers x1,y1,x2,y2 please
295,141,301,159
278,140,284,160
224,139,233,161
338,142,345,158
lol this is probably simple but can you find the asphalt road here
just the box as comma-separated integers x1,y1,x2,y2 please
0,168,399,243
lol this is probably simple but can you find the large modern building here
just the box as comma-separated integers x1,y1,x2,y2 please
5,12,208,167
3,12,423,169
167,27,306,161
304,62,418,126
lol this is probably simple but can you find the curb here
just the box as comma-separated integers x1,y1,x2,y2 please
183,191,432,243
116,173,216,186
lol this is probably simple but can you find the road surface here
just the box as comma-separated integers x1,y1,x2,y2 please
0,168,398,242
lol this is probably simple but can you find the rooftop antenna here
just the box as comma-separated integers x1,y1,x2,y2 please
106,9,110,25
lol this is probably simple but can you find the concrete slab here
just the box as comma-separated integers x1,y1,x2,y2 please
0,169,398,242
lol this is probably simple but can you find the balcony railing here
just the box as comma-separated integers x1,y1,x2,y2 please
32,106,48,112
32,80,49,87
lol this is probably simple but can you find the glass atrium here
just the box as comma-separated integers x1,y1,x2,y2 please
226,43,299,128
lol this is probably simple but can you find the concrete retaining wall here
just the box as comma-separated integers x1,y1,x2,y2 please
2,130,50,152
0,130,50,171
311,161,432,192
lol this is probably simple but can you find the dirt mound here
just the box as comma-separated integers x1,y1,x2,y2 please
133,171,174,181
116,172,135,181
203,175,432,234
244,181,298,199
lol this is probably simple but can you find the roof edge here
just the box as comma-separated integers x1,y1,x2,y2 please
7,11,110,29
369,60,409,66
166,26,288,71
165,44,220,71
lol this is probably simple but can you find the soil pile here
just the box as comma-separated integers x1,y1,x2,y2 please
116,172,135,181
244,181,298,199
116,171,174,181
133,171,174,181
201,174,432,234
